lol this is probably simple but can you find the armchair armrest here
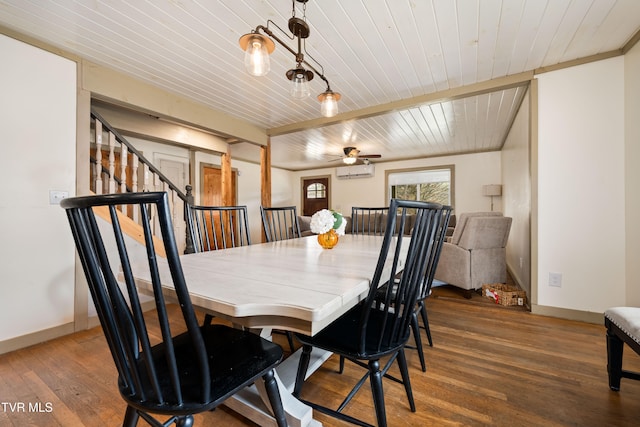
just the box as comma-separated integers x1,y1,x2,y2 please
434,242,472,290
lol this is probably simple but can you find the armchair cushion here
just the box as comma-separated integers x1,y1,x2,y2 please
435,212,512,292
450,211,502,245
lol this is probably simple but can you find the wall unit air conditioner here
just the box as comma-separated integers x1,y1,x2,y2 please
336,164,375,179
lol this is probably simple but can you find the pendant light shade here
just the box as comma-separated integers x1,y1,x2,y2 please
287,67,313,99
318,90,341,117
239,33,275,77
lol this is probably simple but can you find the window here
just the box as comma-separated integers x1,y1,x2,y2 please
387,166,453,207
306,182,326,199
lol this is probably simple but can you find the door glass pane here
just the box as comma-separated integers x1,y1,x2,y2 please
306,183,326,199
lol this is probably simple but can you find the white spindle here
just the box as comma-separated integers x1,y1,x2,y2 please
94,120,103,195
170,188,177,230
132,155,139,223
120,144,128,213
154,171,161,192
131,155,139,193
108,132,116,194
142,163,150,192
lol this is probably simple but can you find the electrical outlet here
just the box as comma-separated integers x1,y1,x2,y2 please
549,272,562,287
49,190,69,205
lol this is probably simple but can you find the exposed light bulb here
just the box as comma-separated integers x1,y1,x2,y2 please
318,90,341,118
320,93,338,117
244,36,270,76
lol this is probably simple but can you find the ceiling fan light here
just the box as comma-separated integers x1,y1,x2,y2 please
343,156,357,165
318,90,341,117
239,33,274,77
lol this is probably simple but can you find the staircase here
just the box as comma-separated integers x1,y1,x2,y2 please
90,108,195,254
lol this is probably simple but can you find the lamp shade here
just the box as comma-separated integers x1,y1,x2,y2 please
239,33,275,77
318,90,341,117
482,184,502,197
287,67,313,99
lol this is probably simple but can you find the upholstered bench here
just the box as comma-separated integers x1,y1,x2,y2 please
604,307,640,390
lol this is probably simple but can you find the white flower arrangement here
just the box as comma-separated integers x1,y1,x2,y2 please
310,209,346,236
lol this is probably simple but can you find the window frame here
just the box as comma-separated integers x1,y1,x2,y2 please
384,165,455,209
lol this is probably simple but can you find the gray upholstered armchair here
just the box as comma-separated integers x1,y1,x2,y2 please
434,212,512,297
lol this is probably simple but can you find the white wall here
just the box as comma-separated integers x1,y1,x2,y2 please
625,41,640,306
536,57,626,313
0,35,77,341
502,90,531,297
291,152,503,216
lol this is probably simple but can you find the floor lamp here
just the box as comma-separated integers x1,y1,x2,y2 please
482,184,502,211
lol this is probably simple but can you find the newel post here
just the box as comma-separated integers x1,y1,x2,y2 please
184,184,195,254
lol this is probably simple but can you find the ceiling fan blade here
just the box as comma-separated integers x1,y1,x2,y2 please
358,154,382,158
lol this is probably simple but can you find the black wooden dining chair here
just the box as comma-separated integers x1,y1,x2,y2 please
293,199,444,427
186,204,251,252
260,205,302,242
259,205,299,352
185,204,252,328
351,206,389,235
61,192,287,427
407,205,451,370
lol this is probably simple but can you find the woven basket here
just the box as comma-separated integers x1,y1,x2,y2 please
482,283,526,306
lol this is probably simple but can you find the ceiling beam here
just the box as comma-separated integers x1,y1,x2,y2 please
267,71,534,137
83,60,269,146
92,103,229,154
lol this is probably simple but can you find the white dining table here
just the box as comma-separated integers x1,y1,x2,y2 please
131,234,391,427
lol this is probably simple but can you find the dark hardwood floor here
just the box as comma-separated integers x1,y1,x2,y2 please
2,286,640,426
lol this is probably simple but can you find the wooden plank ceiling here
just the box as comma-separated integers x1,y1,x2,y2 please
1,0,639,170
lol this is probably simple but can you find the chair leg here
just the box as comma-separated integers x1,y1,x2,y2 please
419,303,433,347
123,406,139,427
411,313,426,372
175,416,194,427
294,344,313,397
607,328,624,391
203,313,214,326
262,369,288,427
368,359,387,427
396,349,416,412
286,331,296,353
339,355,345,373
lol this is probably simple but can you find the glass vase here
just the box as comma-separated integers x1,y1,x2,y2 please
317,229,339,249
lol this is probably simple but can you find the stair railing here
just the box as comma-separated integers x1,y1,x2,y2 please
90,108,195,252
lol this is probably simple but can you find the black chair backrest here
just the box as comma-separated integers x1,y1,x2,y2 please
359,199,446,354
351,206,389,235
260,205,301,242
186,204,251,251
61,192,211,406
419,206,452,301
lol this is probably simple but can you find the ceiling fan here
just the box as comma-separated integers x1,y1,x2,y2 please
339,146,382,165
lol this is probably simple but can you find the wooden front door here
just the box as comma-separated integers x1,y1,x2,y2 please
302,177,329,216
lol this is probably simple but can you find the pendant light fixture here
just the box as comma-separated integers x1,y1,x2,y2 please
238,0,341,117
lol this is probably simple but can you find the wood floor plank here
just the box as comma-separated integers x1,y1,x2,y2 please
2,285,640,426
